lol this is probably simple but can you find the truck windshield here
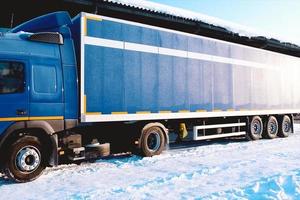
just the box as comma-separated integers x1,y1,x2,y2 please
0,61,24,94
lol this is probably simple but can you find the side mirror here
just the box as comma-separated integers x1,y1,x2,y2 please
28,32,64,45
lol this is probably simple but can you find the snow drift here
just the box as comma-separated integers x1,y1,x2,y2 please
103,0,300,46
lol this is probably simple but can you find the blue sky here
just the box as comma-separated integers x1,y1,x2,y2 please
150,0,300,42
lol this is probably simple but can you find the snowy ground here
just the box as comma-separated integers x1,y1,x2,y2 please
1,125,300,199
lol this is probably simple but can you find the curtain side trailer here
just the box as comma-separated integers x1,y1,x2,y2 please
0,12,299,182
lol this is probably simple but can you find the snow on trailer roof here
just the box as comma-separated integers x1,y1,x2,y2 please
103,0,300,47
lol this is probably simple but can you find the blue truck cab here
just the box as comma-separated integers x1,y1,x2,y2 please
0,11,298,182
0,12,78,122
0,12,79,182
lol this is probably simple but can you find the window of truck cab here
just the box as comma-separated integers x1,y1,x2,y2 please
0,61,25,94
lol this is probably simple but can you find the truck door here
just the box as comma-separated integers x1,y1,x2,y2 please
0,60,29,122
29,55,64,120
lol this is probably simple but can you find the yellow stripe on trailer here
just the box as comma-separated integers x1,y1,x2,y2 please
196,109,207,112
84,15,102,36
86,15,102,21
227,109,235,111
86,112,102,115
179,110,190,113
136,111,151,114
84,95,87,113
213,109,222,112
159,111,172,113
112,112,128,115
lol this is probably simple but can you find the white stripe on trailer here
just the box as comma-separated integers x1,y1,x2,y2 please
125,42,158,54
158,47,188,58
84,36,273,69
81,109,300,122
193,132,246,141
84,37,124,49
194,122,246,130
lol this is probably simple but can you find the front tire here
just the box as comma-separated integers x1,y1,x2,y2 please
4,136,46,183
141,127,165,157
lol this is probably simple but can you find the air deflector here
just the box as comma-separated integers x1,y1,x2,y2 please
10,11,72,33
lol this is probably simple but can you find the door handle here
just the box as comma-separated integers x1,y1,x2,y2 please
16,109,27,116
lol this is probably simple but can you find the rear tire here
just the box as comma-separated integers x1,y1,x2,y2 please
4,136,46,183
140,127,165,157
247,116,263,140
263,116,278,139
278,115,292,137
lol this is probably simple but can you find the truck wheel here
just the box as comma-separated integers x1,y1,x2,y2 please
263,116,278,139
278,115,292,137
247,116,263,140
4,136,46,182
141,127,165,157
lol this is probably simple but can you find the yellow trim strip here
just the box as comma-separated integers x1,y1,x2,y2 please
179,110,190,113
112,112,128,115
196,109,207,112
84,15,102,36
29,116,64,120
159,111,172,113
84,95,87,114
0,116,64,122
84,94,102,115
83,16,87,36
86,112,102,115
213,109,222,112
227,109,235,111
86,16,102,21
136,111,151,114
0,117,29,122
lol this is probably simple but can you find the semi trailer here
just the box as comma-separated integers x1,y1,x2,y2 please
0,11,299,182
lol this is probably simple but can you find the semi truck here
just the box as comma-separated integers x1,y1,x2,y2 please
0,11,299,182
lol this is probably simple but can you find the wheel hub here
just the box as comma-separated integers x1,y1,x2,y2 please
147,132,161,152
283,121,290,132
16,146,41,172
252,120,261,134
268,121,277,134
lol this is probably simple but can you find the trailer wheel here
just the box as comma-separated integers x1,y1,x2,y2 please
263,116,278,139
141,127,165,157
278,115,292,137
4,136,46,182
247,116,263,140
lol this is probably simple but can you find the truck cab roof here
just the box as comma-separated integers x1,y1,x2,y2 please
0,31,60,59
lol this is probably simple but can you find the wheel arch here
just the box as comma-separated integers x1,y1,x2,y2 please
0,121,60,168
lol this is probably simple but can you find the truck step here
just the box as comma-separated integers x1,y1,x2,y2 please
67,147,85,161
